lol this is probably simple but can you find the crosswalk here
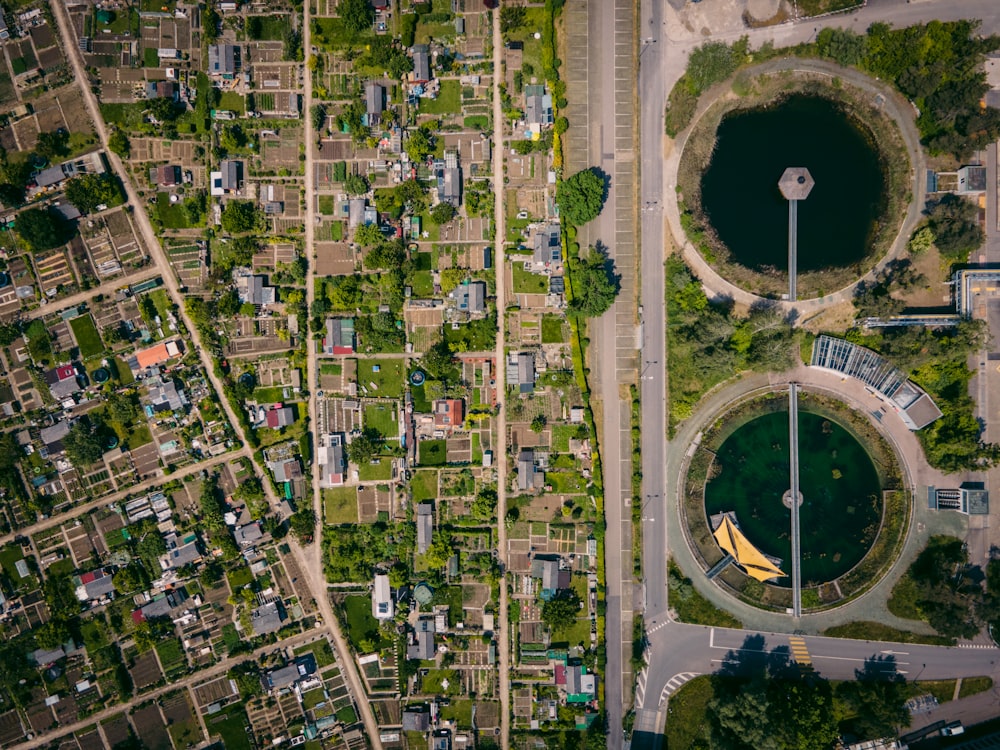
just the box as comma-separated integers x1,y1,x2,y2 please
789,636,812,668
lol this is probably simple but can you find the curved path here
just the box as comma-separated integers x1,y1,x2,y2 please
663,57,926,315
663,362,965,635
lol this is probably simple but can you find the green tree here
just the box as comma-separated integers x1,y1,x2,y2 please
471,486,497,521
907,225,935,255
530,414,547,433
290,508,317,543
405,127,434,163
338,0,374,33
64,419,104,467
421,338,457,380
836,659,910,740
16,207,70,251
0,320,21,346
354,223,384,246
430,201,456,225
926,194,984,261
569,246,618,318
34,616,71,649
112,563,148,595
364,239,406,270
106,391,138,426
556,168,606,226
424,534,454,569
220,124,247,152
540,590,582,632
221,200,261,234
310,104,327,133
107,129,130,158
347,427,385,465
200,476,225,531
500,6,526,33
35,130,70,161
344,174,369,195
64,173,123,214
228,661,263,699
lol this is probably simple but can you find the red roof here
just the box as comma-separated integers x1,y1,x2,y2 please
332,345,354,355
55,364,76,381
554,665,566,685
131,609,146,624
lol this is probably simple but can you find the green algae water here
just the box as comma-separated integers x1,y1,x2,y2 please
704,410,882,587
700,94,885,273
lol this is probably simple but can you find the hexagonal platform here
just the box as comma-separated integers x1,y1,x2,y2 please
778,167,815,200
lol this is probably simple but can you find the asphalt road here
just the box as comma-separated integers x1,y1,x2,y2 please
634,1,1000,745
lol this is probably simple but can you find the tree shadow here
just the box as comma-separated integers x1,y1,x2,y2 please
855,653,904,682
591,240,622,296
714,633,795,681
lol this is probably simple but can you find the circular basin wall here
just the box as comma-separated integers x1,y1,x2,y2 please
700,94,885,274
703,409,882,586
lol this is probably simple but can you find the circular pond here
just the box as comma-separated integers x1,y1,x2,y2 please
700,94,885,274
703,409,883,586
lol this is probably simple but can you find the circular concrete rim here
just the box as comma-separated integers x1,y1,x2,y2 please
679,384,911,616
666,59,925,311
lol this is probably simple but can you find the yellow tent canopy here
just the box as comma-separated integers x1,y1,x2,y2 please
713,516,786,582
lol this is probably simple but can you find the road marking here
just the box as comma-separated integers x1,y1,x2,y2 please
789,636,811,667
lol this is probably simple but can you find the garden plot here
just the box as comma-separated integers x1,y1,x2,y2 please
439,219,490,245
254,62,298,89
318,358,356,394
83,224,123,278
33,249,74,295
256,357,295,388
161,691,203,749
260,129,302,169
357,485,391,523
193,675,238,710
315,242,357,276
34,98,70,136
167,243,206,289
246,40,285,63
132,703,171,750
252,242,296,272
316,138,353,161
129,649,163,690
10,114,38,151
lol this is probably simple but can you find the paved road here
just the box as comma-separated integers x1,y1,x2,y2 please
571,0,640,744
490,6,512,748
18,265,162,321
634,0,1000,744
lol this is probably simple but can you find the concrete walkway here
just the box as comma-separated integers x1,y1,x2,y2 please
665,362,972,635
663,57,926,316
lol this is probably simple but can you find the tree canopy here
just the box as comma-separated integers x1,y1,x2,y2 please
220,200,261,234
64,173,124,214
347,427,385,465
568,246,618,318
556,168,606,226
540,590,582,632
338,0,374,33
63,418,104,467
16,207,71,251
925,194,984,262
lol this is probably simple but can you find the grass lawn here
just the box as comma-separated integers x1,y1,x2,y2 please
320,362,342,376
81,617,109,654
207,707,252,750
318,195,336,215
323,487,358,525
312,16,372,51
358,459,393,481
294,639,336,668
124,423,152,450
356,358,405,398
155,192,190,229
419,439,447,466
227,565,253,590
420,80,462,116
410,270,435,297
247,14,288,40
550,424,580,452
411,382,431,412
411,470,438,503
546,471,584,494
443,315,496,352
512,262,549,294
0,544,36,592
665,675,714,750
364,402,399,438
219,91,245,114
541,315,565,344
168,715,203,749
464,115,489,130
439,699,474,728
340,594,389,653
70,314,104,359
960,676,993,699
668,561,742,628
552,615,591,649
421,669,461,695
336,705,358,723
155,638,187,679
143,46,158,67
821,621,953,646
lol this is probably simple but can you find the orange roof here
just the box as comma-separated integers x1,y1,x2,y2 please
135,340,180,369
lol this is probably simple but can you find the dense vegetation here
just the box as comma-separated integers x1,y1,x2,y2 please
556,168,606,226
888,535,1000,639
666,650,911,750
848,320,997,472
666,257,796,426
667,22,1000,160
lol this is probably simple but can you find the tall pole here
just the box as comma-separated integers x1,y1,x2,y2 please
788,199,798,302
777,169,813,618
788,384,802,618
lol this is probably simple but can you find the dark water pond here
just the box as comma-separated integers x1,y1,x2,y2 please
704,410,882,586
700,94,885,273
